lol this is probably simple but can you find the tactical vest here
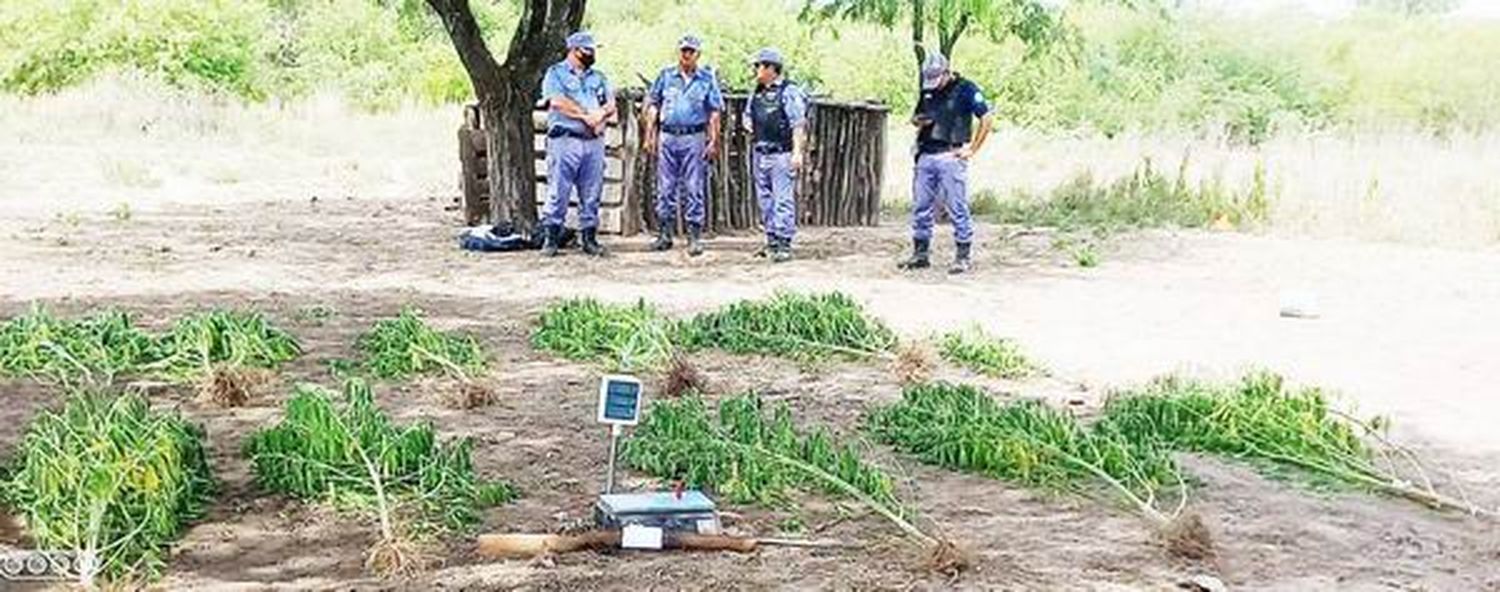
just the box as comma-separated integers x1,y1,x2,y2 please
922,76,974,147
751,83,793,151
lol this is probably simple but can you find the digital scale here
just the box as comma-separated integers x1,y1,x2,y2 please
592,374,722,546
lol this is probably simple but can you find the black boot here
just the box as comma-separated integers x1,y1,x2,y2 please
581,227,607,257
755,233,775,258
541,224,560,257
687,225,704,257
898,238,931,270
949,242,972,274
650,226,674,252
772,237,792,263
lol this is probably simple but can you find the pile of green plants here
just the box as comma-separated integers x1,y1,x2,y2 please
0,307,300,386
0,392,215,583
867,382,1182,521
625,393,938,544
149,310,301,381
678,292,898,360
531,298,677,372
0,308,157,385
244,378,513,535
356,308,487,381
625,394,898,507
1094,372,1471,509
938,326,1040,380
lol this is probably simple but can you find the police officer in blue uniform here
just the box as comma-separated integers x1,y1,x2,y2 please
742,48,808,263
643,34,725,256
539,31,616,257
900,52,993,274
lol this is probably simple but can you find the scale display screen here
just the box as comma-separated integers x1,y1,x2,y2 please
596,375,643,426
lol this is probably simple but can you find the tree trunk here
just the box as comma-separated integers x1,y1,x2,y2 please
911,0,926,81
429,0,586,234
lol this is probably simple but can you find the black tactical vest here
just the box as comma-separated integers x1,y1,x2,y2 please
919,76,974,149
751,83,792,151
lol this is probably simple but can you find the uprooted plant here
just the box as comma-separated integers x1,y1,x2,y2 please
1096,372,1489,517
937,326,1041,380
624,394,957,566
357,308,488,382
678,292,898,361
244,378,514,576
0,391,216,584
0,307,300,395
866,382,1197,555
532,298,678,372
0,307,157,386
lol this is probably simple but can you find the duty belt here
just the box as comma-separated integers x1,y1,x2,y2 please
660,124,707,135
547,127,596,140
753,142,793,155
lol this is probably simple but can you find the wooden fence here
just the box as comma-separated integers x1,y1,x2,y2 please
459,89,888,235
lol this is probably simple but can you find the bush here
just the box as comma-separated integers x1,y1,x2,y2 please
1,392,215,582
989,158,1269,232
152,310,301,381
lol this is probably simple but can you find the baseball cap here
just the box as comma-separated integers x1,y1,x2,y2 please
566,31,599,51
921,52,949,90
678,34,703,51
750,47,783,66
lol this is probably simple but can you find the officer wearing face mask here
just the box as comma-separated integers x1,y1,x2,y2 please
538,31,616,257
742,48,808,263
900,52,993,274
643,34,725,257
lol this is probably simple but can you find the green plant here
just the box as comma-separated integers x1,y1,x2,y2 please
1,391,215,583
149,310,300,382
357,308,486,380
1094,371,1476,512
0,307,158,386
938,326,1039,379
679,292,897,360
867,382,1183,522
532,298,677,372
244,378,513,535
990,157,1269,232
625,393,934,543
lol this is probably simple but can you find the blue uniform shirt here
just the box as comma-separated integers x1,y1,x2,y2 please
541,60,614,136
741,78,809,134
647,66,724,129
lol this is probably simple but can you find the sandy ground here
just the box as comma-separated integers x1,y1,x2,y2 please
1,195,1498,590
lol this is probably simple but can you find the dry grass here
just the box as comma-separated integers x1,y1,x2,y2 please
0,75,454,219
885,126,1500,247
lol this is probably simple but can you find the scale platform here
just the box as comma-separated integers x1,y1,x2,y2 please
594,491,721,534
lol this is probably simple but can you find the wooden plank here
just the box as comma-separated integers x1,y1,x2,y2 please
458,126,487,225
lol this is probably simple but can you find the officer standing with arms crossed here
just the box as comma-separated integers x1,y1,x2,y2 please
643,34,725,257
743,48,808,263
900,52,993,274
538,31,616,258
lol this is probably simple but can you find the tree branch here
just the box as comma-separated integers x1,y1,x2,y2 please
424,0,503,102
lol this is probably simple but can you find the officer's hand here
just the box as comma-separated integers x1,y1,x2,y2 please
912,115,934,128
790,152,804,171
643,135,657,155
955,147,976,161
704,139,719,160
